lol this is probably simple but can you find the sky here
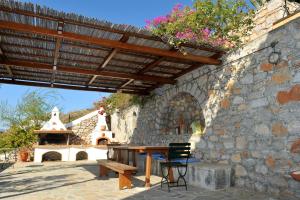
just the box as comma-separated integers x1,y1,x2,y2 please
0,0,254,129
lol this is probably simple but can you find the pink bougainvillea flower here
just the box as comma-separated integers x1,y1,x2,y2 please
145,20,152,29
176,29,197,41
172,3,183,12
152,16,168,26
201,28,211,40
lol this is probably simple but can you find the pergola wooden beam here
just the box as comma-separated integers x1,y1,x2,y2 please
0,21,221,65
0,79,149,95
0,60,176,84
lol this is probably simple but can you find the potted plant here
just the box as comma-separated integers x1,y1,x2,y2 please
19,147,29,162
10,126,37,162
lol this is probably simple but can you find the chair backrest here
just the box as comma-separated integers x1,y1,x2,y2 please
168,143,191,162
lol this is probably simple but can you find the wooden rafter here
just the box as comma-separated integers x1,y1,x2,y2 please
0,21,221,65
119,79,134,89
137,57,164,74
0,79,149,95
51,38,62,84
87,49,118,85
88,35,129,85
0,60,176,84
118,57,165,90
51,21,64,86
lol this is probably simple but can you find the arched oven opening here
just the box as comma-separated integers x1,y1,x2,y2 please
97,137,110,145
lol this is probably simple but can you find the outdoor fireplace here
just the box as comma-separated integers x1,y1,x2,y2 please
34,106,115,162
34,107,73,145
39,133,68,145
91,106,115,145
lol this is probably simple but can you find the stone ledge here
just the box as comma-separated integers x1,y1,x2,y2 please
187,163,232,190
137,157,233,191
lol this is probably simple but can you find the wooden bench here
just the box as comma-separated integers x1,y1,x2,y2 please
97,159,137,190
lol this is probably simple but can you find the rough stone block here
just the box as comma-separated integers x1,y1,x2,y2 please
250,98,268,108
187,163,232,190
233,96,244,105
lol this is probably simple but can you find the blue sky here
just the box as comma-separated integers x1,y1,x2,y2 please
0,0,254,129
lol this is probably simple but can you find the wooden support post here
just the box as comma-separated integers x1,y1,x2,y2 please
145,152,152,187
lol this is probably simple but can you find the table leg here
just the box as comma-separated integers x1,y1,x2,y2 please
126,149,129,165
132,151,136,167
168,168,174,182
117,149,122,163
145,152,152,187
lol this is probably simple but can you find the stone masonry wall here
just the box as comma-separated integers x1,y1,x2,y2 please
248,0,299,41
111,106,139,143
111,5,300,198
69,115,97,145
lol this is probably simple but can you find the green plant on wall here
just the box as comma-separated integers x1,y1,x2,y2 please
95,93,145,115
190,121,205,136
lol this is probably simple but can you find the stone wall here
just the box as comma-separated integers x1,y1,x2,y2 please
69,115,97,145
111,3,300,198
248,0,299,41
111,106,139,143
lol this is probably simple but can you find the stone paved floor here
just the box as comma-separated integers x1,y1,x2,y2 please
0,161,281,200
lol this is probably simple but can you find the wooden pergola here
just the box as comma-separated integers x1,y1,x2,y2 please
0,1,223,95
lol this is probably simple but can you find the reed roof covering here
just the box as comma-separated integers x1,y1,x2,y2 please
0,0,223,95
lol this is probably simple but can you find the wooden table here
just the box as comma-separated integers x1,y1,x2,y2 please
113,145,170,187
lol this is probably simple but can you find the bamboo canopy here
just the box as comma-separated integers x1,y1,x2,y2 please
0,0,223,95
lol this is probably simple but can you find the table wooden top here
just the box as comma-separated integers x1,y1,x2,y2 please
113,146,169,153
113,145,168,149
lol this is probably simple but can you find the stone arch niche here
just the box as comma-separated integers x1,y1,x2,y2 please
160,92,205,136
42,151,62,162
76,151,88,161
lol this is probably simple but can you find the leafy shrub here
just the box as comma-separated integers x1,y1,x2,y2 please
146,0,254,51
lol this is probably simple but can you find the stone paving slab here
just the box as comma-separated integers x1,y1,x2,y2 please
0,161,285,200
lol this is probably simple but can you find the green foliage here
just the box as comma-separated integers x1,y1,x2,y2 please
60,109,94,123
250,0,268,8
146,0,255,51
0,91,54,149
95,93,144,114
190,121,205,136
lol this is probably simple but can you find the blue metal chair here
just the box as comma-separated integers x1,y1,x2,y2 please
160,143,191,192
